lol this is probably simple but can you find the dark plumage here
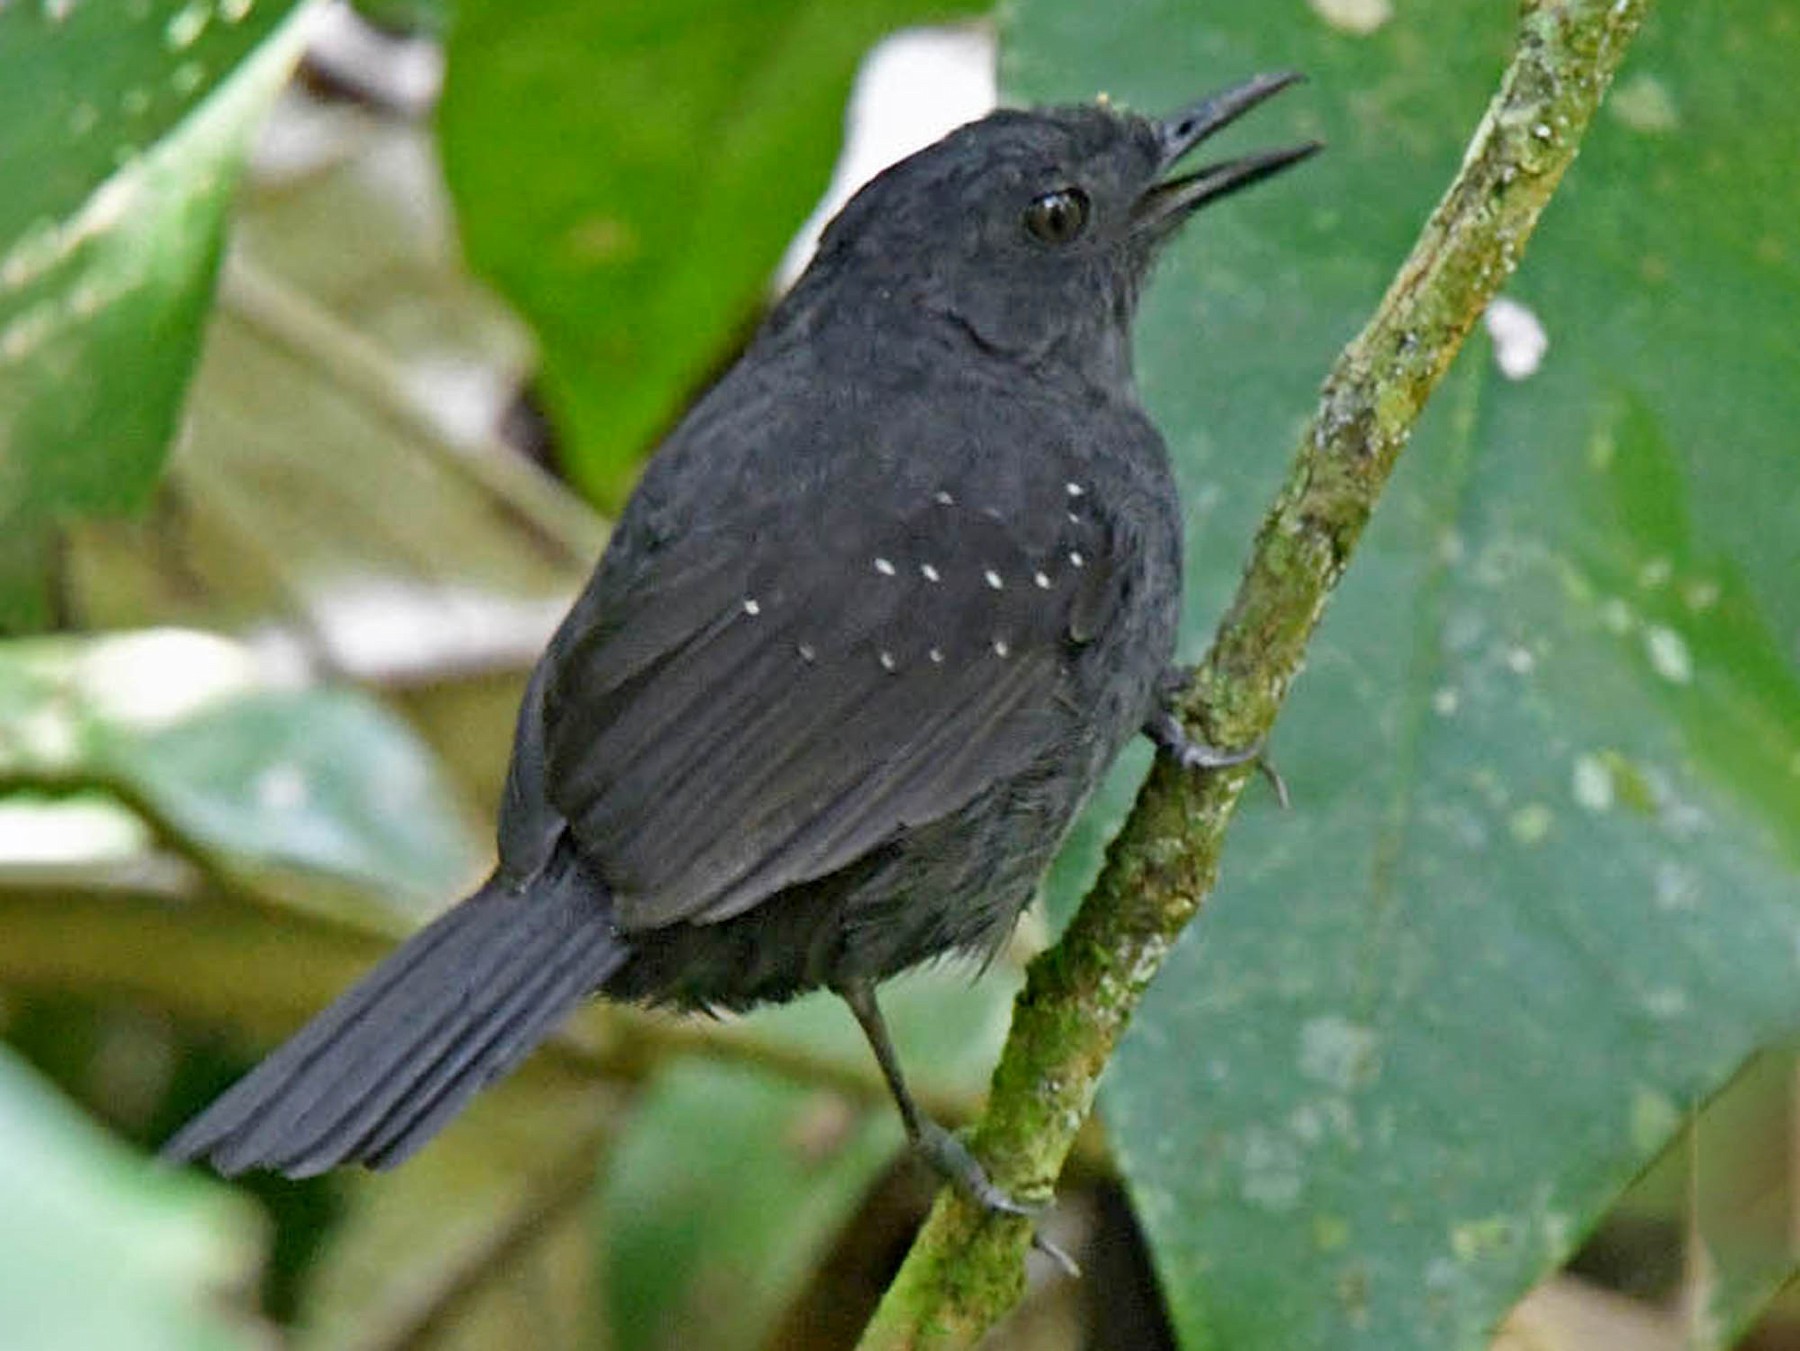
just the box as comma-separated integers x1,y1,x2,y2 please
166,73,1316,1206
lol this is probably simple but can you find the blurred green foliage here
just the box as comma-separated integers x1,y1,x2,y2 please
0,0,309,628
0,1047,264,1351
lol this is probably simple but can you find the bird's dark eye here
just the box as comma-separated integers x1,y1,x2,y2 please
1023,187,1090,245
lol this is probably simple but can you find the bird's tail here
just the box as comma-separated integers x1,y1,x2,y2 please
163,859,625,1177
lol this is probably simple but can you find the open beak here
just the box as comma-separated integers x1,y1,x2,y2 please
1135,72,1321,236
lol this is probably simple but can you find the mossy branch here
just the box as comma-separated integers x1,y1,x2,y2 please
855,1,1651,1345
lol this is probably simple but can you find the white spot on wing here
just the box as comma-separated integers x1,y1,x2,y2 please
928,647,944,664
873,557,896,577
992,639,1010,658
920,563,941,582
1069,550,1085,568
742,598,761,616
797,643,816,662
1034,571,1052,589
984,568,1003,589
934,489,954,506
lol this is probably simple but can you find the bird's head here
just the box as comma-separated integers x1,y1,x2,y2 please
792,72,1319,384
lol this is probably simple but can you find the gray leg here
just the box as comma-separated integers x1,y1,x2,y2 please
837,978,1030,1216
837,979,1080,1274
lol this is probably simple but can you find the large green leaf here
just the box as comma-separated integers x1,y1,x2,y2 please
0,629,480,909
0,0,312,627
437,0,984,510
0,1046,264,1351
1007,3,1800,1348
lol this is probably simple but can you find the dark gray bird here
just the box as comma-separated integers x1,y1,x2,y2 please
165,73,1316,1212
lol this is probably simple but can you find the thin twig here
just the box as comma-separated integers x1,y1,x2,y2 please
855,2,1651,1345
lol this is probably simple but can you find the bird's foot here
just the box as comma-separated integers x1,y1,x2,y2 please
913,1119,1080,1276
1145,708,1289,807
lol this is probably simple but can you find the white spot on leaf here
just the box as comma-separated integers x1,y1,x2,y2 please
1653,860,1699,911
1571,753,1614,812
1644,625,1692,683
1484,296,1548,379
1630,1087,1679,1152
1308,0,1392,34
165,1,209,50
1239,1127,1303,1210
1299,1016,1379,1092
1510,803,1553,845
1609,73,1680,134
1681,579,1720,612
256,763,308,812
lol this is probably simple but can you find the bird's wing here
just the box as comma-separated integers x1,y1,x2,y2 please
540,470,1114,933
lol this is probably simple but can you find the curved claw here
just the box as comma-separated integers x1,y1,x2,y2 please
912,1121,1081,1276
1254,755,1291,809
1173,735,1260,771
1144,695,1288,809
915,1119,1033,1215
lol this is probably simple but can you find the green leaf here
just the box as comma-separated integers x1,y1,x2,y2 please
0,1045,264,1351
1007,3,1800,1348
0,629,481,909
0,0,311,627
437,0,985,510
599,1059,900,1351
